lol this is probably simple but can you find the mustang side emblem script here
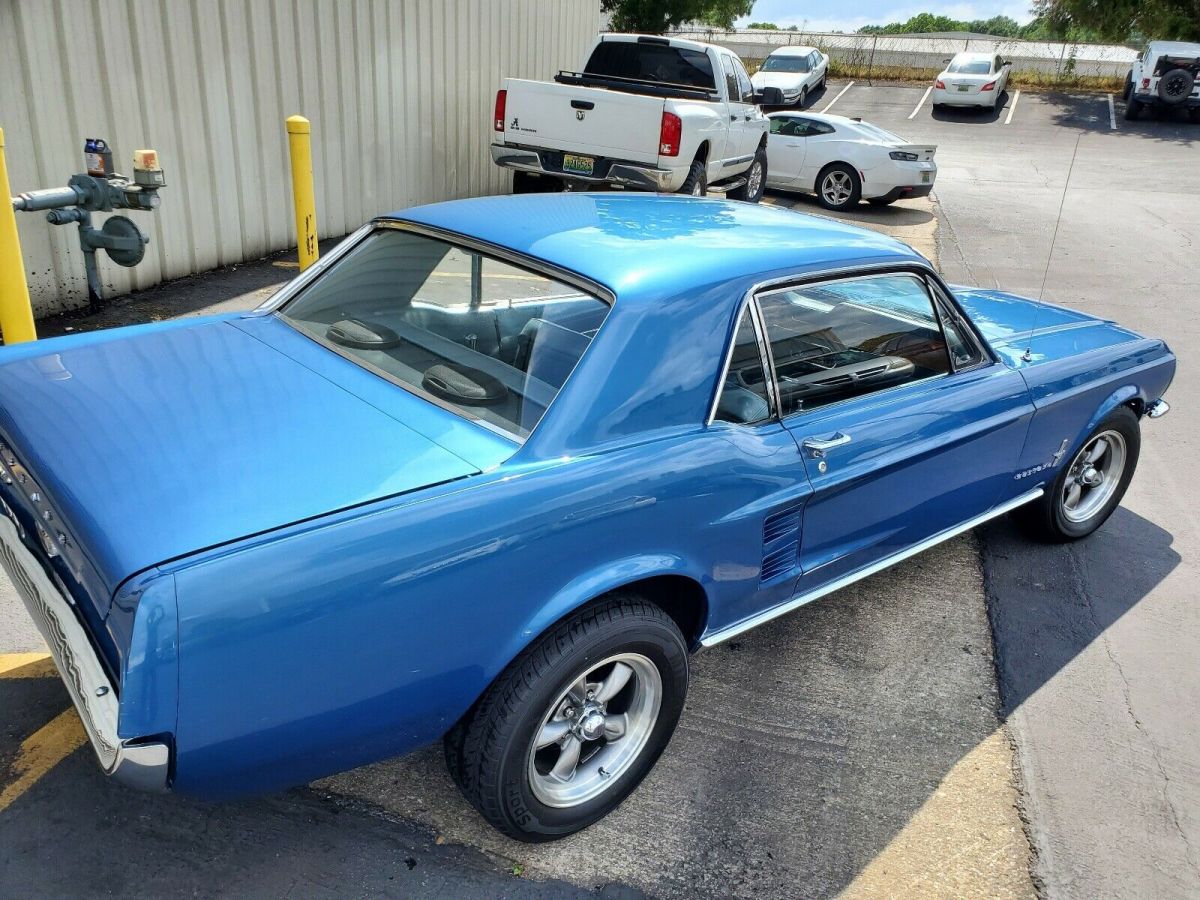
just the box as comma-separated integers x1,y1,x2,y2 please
1015,439,1071,479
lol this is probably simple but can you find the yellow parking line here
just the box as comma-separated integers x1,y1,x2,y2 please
0,652,56,679
0,709,86,813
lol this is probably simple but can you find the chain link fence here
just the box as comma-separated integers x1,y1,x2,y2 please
672,29,1136,88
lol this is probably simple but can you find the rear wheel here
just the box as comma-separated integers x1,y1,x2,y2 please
1189,107,1200,124
512,171,562,194
1014,406,1140,542
445,595,689,842
727,149,766,203
1158,68,1195,106
677,159,707,196
815,163,861,211
1125,96,1143,121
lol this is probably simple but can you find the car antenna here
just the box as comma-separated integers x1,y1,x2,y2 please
1026,133,1082,362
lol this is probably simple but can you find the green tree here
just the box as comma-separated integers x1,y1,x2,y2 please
1031,0,1200,41
602,0,757,33
746,21,779,29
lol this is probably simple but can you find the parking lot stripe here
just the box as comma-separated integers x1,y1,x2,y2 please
0,652,55,679
1005,90,1021,125
1107,94,1117,129
821,81,854,113
0,709,86,813
909,86,933,119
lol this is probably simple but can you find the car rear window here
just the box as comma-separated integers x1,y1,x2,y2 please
948,58,991,74
280,227,611,440
584,41,716,90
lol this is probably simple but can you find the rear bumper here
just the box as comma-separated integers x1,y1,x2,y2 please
0,512,170,792
873,183,934,202
1132,92,1200,108
932,88,995,107
491,143,684,192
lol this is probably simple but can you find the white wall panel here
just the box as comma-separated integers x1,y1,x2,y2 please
0,0,598,315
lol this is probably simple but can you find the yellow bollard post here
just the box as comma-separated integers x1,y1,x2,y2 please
285,115,318,271
0,127,37,344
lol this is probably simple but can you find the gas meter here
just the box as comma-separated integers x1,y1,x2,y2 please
11,140,166,305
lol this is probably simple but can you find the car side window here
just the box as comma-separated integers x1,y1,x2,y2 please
994,56,1001,73
720,55,740,102
797,117,835,136
733,57,755,103
715,306,773,424
756,273,953,416
770,116,803,136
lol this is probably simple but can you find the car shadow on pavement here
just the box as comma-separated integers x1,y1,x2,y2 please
764,190,935,227
1037,91,1200,143
931,94,1010,125
979,506,1181,715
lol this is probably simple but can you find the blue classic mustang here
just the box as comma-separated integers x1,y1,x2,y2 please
0,195,1173,840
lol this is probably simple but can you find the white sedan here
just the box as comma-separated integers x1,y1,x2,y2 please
764,112,937,211
932,52,1011,109
750,46,829,108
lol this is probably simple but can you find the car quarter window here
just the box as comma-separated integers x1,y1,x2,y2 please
770,117,834,137
755,273,954,416
714,306,773,424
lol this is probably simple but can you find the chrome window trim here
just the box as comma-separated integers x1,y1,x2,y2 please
270,218,615,445
256,223,374,313
921,273,995,370
705,295,777,427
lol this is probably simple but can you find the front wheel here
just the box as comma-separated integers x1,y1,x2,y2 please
1014,406,1140,542
445,595,689,842
815,163,861,211
727,149,767,203
1125,96,1143,121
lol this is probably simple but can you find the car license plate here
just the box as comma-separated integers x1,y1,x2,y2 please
562,154,594,175
921,171,931,183
957,84,970,92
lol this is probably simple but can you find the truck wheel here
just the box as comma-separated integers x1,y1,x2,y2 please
1124,96,1142,121
1158,68,1195,105
1122,71,1133,102
1014,406,1140,543
677,159,707,196
727,149,767,203
445,595,688,842
512,171,562,194
815,163,861,211
1189,108,1200,124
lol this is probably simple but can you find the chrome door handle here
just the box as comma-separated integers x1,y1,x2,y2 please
802,432,851,457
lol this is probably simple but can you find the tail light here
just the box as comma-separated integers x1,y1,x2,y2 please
494,89,507,132
935,79,945,89
659,111,682,157
981,81,996,91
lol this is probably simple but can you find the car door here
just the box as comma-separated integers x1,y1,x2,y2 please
754,269,1034,587
789,117,838,188
766,115,808,186
717,53,747,169
721,52,764,163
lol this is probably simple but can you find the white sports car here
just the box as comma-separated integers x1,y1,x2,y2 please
750,45,829,108
764,112,937,211
933,51,1011,109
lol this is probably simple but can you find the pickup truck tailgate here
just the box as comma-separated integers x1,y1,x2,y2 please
502,78,664,164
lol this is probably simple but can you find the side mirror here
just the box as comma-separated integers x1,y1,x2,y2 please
756,86,784,106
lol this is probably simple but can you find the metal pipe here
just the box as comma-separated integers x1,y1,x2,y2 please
11,185,82,212
0,127,37,343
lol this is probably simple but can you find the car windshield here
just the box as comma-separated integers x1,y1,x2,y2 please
280,227,611,440
760,55,811,73
947,58,992,74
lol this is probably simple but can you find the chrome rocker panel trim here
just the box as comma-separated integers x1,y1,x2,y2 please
490,143,675,191
701,487,1045,646
0,515,170,791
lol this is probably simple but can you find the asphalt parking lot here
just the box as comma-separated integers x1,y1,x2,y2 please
2,80,1197,900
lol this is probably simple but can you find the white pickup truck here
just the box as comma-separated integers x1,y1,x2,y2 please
491,34,781,201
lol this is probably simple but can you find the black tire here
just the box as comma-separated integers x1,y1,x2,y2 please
727,149,767,203
1189,107,1200,124
1122,71,1133,102
677,159,707,196
446,595,689,842
512,171,562,194
1158,68,1195,105
814,163,861,211
1014,406,1140,543
1125,96,1142,121
798,87,808,108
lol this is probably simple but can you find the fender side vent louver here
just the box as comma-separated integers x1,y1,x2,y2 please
760,504,802,584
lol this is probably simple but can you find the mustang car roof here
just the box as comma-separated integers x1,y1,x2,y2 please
389,193,928,304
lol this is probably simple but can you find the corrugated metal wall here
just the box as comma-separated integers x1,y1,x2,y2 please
0,0,598,315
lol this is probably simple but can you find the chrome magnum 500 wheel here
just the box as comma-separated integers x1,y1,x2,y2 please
445,595,688,841
1016,406,1141,542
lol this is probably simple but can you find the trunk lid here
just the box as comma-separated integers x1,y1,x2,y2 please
0,315,498,612
502,78,665,163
